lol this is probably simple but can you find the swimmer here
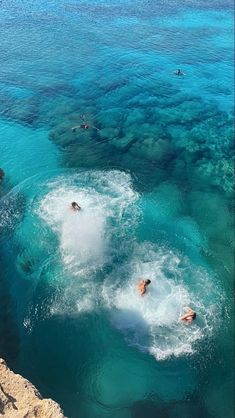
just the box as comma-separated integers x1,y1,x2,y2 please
180,307,196,324
70,201,81,211
72,124,89,132
71,114,99,132
0,168,4,180
174,69,185,76
137,279,151,296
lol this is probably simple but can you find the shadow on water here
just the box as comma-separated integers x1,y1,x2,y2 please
0,261,20,363
0,190,26,367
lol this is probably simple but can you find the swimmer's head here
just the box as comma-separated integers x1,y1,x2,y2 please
145,279,151,286
71,201,81,211
192,312,196,320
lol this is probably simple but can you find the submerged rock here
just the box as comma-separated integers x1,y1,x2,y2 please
0,89,39,126
99,127,120,140
43,78,234,195
111,132,137,151
0,358,65,418
130,137,173,162
192,156,234,196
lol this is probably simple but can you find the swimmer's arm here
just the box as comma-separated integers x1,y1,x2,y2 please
140,286,146,296
71,125,81,132
137,283,145,295
180,312,191,320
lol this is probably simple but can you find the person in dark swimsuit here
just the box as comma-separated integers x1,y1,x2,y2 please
71,114,99,132
174,69,185,76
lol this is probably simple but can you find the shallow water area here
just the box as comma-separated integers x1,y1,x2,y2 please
0,1,234,418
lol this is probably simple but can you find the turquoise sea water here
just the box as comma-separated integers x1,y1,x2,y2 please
0,1,234,417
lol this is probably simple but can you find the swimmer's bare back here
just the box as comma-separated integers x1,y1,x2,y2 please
180,307,196,324
137,282,146,296
137,279,151,296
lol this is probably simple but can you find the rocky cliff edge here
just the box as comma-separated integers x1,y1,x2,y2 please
0,358,65,418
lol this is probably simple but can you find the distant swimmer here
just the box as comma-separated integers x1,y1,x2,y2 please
137,279,151,296
0,168,5,181
180,307,196,324
71,114,99,132
174,69,185,76
70,201,81,211
72,124,89,132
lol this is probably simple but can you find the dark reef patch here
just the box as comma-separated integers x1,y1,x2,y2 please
1,74,233,196
45,82,234,197
0,91,39,127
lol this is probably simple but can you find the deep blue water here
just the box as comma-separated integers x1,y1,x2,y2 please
0,1,234,418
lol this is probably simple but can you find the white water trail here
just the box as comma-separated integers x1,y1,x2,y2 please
30,171,221,360
103,243,221,360
38,170,139,277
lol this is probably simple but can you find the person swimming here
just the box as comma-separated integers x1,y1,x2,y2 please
71,114,99,132
70,201,81,211
174,69,185,76
137,279,151,296
72,124,89,132
179,307,196,324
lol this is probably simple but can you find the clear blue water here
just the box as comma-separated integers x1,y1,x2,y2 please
0,1,234,417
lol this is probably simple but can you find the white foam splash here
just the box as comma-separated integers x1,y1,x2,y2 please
19,170,221,360
38,170,139,277
102,243,220,360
